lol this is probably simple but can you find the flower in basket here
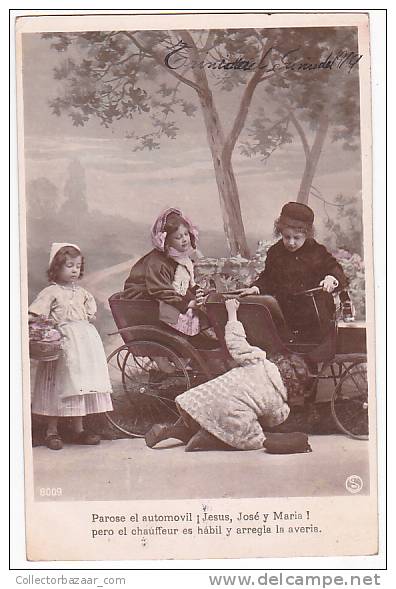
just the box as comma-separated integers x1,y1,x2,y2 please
29,315,62,342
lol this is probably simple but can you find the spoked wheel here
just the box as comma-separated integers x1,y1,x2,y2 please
331,361,368,440
105,340,191,437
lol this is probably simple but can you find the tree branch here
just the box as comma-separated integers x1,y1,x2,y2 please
289,111,310,160
122,31,201,94
102,31,120,43
91,49,144,82
201,30,217,55
111,80,133,107
257,72,277,83
222,38,273,162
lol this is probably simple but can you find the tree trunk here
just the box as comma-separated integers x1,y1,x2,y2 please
297,113,330,204
199,92,250,257
178,31,249,257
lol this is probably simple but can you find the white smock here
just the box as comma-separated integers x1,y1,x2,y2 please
29,283,113,416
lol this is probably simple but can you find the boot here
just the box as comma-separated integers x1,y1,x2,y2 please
185,428,234,452
145,422,193,448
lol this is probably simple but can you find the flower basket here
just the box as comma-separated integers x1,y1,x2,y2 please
29,339,63,362
28,315,63,361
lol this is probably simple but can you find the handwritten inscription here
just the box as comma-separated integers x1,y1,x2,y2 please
164,40,362,74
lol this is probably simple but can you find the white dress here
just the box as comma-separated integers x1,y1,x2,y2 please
29,284,113,417
176,320,290,450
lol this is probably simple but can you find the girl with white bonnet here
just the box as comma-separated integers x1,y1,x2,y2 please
28,243,113,450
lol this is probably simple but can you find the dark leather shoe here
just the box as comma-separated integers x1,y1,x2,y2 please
145,424,169,448
45,433,63,450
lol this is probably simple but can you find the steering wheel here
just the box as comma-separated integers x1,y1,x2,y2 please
293,286,324,296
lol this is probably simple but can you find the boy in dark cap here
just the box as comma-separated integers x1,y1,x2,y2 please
241,202,353,342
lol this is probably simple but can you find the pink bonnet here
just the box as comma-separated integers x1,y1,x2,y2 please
151,207,199,251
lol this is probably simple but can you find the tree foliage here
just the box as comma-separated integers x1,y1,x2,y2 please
269,28,360,146
43,27,362,249
43,26,361,156
237,28,361,202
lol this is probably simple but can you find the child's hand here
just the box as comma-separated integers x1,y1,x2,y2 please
88,315,97,323
195,288,206,306
239,286,260,297
225,298,240,315
320,275,339,293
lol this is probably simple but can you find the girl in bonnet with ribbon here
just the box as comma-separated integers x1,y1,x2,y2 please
123,208,212,342
28,243,113,450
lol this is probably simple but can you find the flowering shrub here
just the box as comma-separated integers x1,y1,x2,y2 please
195,239,275,292
332,248,365,320
196,241,365,320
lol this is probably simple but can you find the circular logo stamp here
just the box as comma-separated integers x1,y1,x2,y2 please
346,475,363,494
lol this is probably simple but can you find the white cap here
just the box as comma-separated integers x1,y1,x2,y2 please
49,242,80,267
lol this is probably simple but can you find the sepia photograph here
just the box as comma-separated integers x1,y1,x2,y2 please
15,11,377,561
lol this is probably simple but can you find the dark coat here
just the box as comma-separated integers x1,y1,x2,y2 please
123,249,196,313
252,239,348,340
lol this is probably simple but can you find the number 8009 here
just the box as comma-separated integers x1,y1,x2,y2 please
39,487,62,496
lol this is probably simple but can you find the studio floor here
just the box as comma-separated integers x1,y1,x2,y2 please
32,434,370,501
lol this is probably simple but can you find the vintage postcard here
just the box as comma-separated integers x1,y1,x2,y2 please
15,11,377,561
